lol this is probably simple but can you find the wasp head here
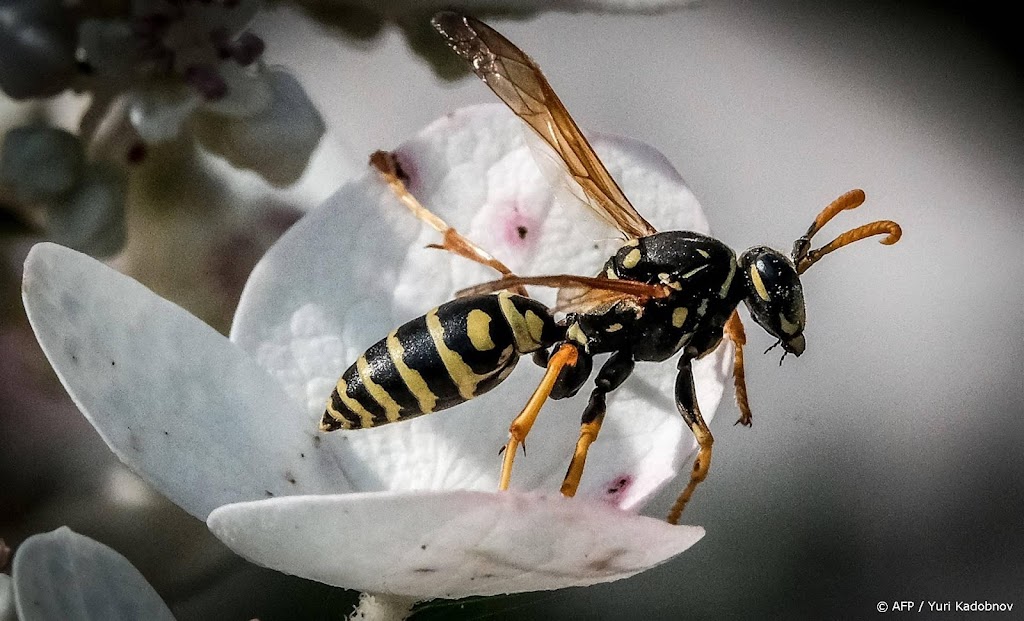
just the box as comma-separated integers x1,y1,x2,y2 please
738,246,806,356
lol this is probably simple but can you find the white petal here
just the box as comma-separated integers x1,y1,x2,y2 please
195,68,325,186
199,63,272,118
208,491,704,599
0,574,12,621
21,243,349,520
127,86,200,144
12,527,174,621
231,105,727,509
47,163,125,257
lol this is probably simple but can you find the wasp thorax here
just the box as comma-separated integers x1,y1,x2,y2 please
738,246,806,355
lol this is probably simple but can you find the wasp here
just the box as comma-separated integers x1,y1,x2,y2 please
320,11,902,523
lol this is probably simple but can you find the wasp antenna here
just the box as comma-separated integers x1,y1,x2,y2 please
796,220,902,274
810,189,866,236
793,189,867,264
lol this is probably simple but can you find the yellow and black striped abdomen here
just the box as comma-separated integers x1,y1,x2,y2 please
320,292,562,431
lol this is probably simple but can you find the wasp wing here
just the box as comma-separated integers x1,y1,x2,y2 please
456,274,669,315
551,286,649,316
432,11,658,240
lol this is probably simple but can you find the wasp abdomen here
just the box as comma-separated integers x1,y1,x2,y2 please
321,292,562,431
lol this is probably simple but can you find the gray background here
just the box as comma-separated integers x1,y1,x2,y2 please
254,0,1023,618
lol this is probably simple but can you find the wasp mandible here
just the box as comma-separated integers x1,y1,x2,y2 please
320,12,902,523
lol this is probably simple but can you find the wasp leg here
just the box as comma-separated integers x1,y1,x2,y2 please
724,310,753,427
667,358,714,525
561,350,634,496
499,343,580,490
370,151,528,296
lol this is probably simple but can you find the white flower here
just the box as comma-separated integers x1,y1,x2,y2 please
77,0,324,185
22,105,730,600
3,528,174,621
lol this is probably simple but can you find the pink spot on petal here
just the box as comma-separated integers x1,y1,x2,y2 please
499,202,540,251
603,474,633,506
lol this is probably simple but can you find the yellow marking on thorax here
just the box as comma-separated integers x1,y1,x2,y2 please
697,248,710,258
498,292,541,353
356,355,402,423
750,265,771,301
720,257,737,298
622,248,642,269
606,323,623,332
672,307,689,328
331,383,375,428
681,264,708,279
657,273,683,291
386,330,437,414
467,309,496,351
426,309,489,400
605,266,619,279
566,322,590,350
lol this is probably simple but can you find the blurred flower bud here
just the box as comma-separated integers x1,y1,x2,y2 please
0,0,77,99
195,69,325,186
0,125,83,203
48,163,126,257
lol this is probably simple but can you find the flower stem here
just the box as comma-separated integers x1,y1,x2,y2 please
348,592,417,621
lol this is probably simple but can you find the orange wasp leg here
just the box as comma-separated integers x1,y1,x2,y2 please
723,310,754,427
499,343,580,490
560,350,634,496
369,150,528,296
560,412,604,497
667,359,715,525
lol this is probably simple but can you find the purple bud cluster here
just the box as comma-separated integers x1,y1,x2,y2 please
85,0,267,102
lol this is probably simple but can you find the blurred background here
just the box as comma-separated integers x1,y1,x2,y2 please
2,0,1021,619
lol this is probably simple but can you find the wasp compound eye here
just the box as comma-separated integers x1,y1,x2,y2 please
738,247,806,355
